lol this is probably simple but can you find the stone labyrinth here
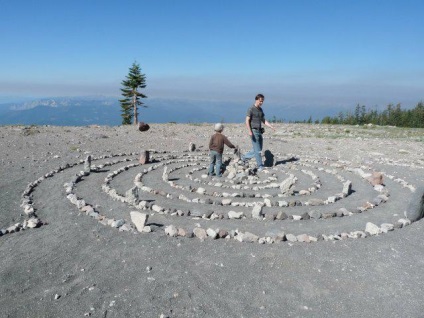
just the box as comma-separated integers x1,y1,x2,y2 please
7,144,419,244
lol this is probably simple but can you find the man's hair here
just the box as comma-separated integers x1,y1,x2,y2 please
255,94,265,100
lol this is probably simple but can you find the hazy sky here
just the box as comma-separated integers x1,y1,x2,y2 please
1,0,423,108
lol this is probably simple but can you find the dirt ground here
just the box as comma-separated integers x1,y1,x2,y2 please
1,123,424,318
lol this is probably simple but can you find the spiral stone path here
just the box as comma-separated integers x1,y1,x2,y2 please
1,124,424,317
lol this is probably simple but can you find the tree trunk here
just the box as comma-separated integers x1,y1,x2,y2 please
133,93,138,125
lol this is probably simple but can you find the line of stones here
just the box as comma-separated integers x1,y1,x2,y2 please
0,152,154,237
112,159,413,242
64,153,416,244
164,151,360,206
184,151,324,195
131,150,336,206
187,164,323,196
130,155,350,208
63,150,184,233
299,156,416,192
107,157,386,223
374,156,424,171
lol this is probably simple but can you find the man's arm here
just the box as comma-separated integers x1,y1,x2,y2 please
246,116,252,136
264,120,276,131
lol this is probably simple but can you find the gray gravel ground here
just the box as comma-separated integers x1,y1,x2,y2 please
1,123,424,318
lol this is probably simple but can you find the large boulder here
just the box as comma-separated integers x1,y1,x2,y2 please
405,186,424,222
138,122,150,132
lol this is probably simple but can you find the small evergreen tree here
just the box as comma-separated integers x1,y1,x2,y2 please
119,62,147,125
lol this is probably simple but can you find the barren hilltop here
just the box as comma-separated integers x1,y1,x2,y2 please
1,123,424,317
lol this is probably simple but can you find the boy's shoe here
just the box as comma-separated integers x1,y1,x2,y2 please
257,166,266,172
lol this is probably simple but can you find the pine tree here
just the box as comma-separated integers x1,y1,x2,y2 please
119,62,147,125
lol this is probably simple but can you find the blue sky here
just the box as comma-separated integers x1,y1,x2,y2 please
0,0,423,109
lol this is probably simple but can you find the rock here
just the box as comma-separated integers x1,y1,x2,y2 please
83,155,91,174
296,234,310,243
252,204,264,219
285,234,297,242
275,232,286,242
221,198,232,206
119,224,132,232
342,180,352,196
405,186,424,222
206,228,218,239
81,205,94,214
142,226,152,233
218,229,228,238
278,201,289,207
342,208,353,216
162,166,169,182
138,122,150,132
365,222,380,236
139,150,150,164
308,210,321,219
111,219,125,228
280,174,296,194
26,218,41,228
193,227,207,240
151,205,164,213
327,196,337,203
189,209,203,217
130,211,149,232
228,211,244,219
276,211,288,220
301,212,310,220
177,228,188,237
196,187,206,195
125,187,139,204
380,223,394,233
322,212,335,219
367,172,383,186
189,142,196,152
393,221,403,229
398,218,411,227
164,225,178,237
374,184,385,192
372,196,384,206
242,232,259,243
265,213,276,221
308,198,325,206
264,198,272,207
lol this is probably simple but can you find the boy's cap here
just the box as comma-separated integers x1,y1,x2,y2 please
214,123,224,131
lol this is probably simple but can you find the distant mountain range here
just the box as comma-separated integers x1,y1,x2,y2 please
0,96,342,126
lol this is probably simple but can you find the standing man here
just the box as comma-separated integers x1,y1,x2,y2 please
241,94,275,171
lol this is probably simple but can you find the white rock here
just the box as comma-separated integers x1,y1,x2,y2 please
164,225,178,237
380,223,394,233
130,211,149,232
365,222,381,235
252,204,264,219
152,205,163,213
206,228,218,239
228,211,244,219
